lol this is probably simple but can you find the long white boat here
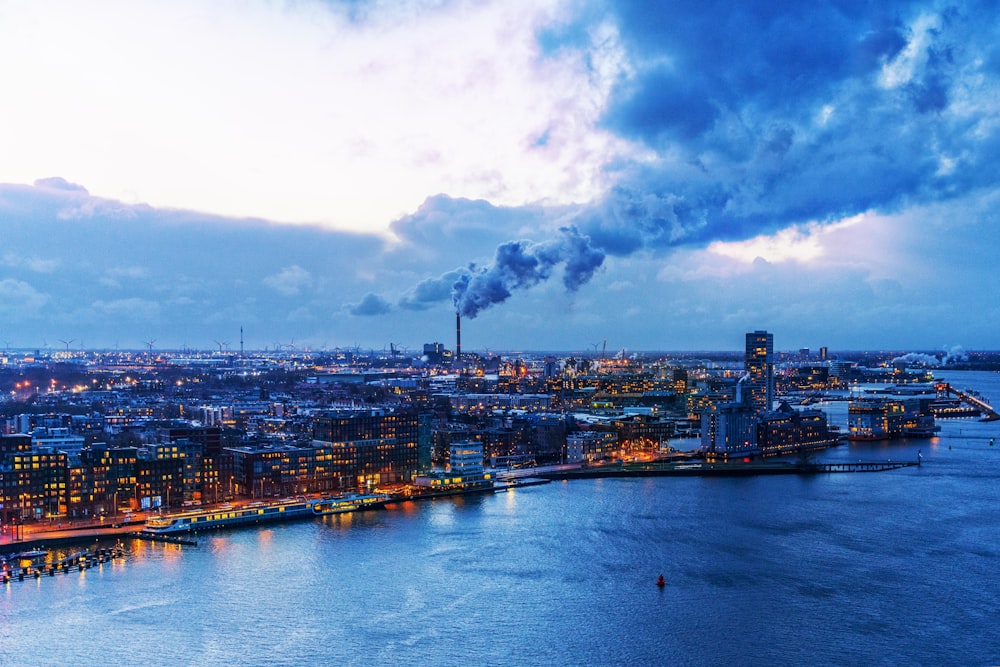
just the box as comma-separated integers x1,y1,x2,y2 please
311,493,388,515
143,499,312,534
142,494,388,535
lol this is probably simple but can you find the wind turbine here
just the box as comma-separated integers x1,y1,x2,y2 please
144,339,156,354
59,338,74,352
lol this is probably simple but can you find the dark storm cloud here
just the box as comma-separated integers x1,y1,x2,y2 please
554,0,1000,253
603,0,911,144
389,1,1000,319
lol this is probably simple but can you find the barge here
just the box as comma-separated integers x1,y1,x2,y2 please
142,494,388,535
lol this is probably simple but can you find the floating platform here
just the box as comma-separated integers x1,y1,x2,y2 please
130,532,198,546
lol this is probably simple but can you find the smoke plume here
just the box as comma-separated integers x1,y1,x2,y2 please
451,227,604,318
889,352,940,367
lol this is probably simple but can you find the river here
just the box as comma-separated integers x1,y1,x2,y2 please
2,371,999,666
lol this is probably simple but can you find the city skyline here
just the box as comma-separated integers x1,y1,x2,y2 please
2,1,999,352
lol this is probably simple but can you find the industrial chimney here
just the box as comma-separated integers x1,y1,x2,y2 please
455,311,462,362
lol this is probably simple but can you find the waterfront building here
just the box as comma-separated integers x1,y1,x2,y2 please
143,441,203,504
311,409,420,489
79,445,138,515
757,402,837,457
136,456,184,510
700,400,758,461
847,398,937,440
745,330,775,415
413,442,492,490
565,431,617,463
0,434,67,521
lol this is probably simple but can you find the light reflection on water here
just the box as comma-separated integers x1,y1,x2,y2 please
0,371,998,666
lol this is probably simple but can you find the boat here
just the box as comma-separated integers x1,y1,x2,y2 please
2,550,48,570
142,493,389,535
311,493,388,515
142,498,313,535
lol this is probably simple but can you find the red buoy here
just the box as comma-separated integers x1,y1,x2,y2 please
656,574,665,587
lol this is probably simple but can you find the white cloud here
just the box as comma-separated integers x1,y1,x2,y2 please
2,253,60,273
879,13,940,89
90,298,162,320
706,213,869,266
263,265,312,296
0,0,633,233
0,278,48,315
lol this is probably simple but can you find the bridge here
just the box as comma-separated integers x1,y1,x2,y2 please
935,382,1000,421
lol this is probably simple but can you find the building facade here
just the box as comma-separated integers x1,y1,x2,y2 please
745,330,775,415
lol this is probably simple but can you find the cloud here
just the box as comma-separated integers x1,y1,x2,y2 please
90,298,161,320
0,0,630,232
2,253,60,273
1,3,999,352
100,265,149,289
564,0,1000,255
0,279,49,316
349,293,393,316
263,265,312,296
398,270,467,311
33,177,89,194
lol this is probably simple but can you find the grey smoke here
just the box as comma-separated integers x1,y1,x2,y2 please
890,352,940,367
451,227,604,318
941,345,968,364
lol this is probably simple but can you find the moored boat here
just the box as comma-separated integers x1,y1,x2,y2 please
311,493,388,515
142,499,312,535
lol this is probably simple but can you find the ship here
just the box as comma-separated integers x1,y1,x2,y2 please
143,494,388,535
143,498,313,534
311,493,388,515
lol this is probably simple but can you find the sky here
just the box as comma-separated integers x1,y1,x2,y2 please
1,0,998,354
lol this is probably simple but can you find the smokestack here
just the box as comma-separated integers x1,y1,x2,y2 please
455,311,462,361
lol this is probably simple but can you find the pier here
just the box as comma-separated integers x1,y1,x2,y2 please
536,459,921,480
802,461,918,473
935,382,1000,421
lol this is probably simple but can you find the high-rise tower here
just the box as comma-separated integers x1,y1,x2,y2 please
745,330,774,414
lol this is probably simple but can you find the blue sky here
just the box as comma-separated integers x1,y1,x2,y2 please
1,0,998,353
